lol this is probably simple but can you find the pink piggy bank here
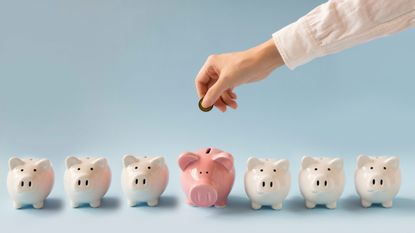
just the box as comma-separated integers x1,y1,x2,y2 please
178,147,235,207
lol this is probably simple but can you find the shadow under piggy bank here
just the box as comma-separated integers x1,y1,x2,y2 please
129,195,178,209
74,196,120,210
16,197,64,214
341,195,415,215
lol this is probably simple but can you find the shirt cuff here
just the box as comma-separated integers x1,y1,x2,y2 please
272,17,322,70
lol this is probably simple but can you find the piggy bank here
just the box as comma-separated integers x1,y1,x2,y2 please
178,147,235,207
121,155,169,207
244,157,291,210
64,156,111,208
355,155,401,208
299,156,345,209
7,157,54,209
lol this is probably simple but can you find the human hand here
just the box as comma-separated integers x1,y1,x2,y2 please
195,39,284,112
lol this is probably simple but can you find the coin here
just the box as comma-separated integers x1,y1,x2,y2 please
198,97,213,112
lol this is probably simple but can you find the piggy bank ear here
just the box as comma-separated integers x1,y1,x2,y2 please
36,159,52,170
301,156,317,169
178,152,199,171
123,155,139,168
274,159,289,171
9,157,25,170
93,157,108,168
150,156,165,167
329,158,343,170
66,156,81,169
357,155,372,169
384,156,399,169
212,152,234,171
247,157,262,170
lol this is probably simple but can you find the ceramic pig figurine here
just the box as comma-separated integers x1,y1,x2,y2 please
121,155,169,207
64,156,111,208
355,155,401,208
7,157,54,209
244,157,291,210
178,147,235,207
299,156,345,209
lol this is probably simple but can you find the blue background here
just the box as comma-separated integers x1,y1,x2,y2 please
0,0,414,232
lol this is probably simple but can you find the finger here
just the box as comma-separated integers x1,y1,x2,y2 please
214,98,227,112
202,77,229,108
221,93,238,109
226,89,237,99
195,61,218,98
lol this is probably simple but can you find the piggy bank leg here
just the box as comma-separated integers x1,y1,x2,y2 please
90,199,101,208
382,200,393,208
33,201,44,209
214,200,227,208
13,201,23,209
147,198,159,207
70,200,80,208
326,202,336,209
361,199,372,208
127,200,137,207
305,200,316,209
251,202,262,210
271,202,283,210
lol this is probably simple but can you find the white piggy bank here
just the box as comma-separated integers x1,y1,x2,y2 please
299,156,345,209
64,156,111,208
7,157,54,209
244,157,291,210
355,155,401,208
121,155,169,207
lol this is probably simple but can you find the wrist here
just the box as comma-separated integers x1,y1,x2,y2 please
250,39,284,71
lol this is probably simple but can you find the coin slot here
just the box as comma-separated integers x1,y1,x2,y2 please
206,148,211,154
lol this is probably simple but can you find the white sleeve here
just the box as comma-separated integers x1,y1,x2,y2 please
272,0,415,69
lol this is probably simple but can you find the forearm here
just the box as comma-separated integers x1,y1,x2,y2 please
273,0,415,69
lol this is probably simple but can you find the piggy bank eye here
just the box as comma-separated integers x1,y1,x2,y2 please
33,169,37,172
370,167,374,170
273,169,276,172
90,168,94,171
20,169,24,172
327,168,331,171
134,166,138,170
384,167,387,170
199,171,202,174
314,168,318,171
260,169,264,172
147,166,151,170
77,168,81,171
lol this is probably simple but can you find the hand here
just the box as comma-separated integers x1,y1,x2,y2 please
195,39,284,112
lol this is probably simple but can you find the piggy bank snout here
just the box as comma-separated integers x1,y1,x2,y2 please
131,174,149,188
311,175,333,192
367,174,388,191
73,174,92,191
16,176,35,191
190,184,218,207
256,175,279,193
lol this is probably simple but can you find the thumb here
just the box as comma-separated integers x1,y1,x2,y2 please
202,77,229,108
